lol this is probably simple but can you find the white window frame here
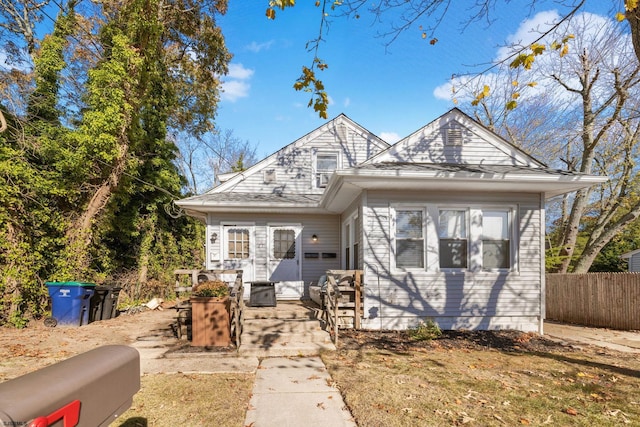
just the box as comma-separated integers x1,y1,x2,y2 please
392,205,426,271
437,208,470,270
313,150,340,189
343,213,360,270
480,208,515,272
390,204,518,273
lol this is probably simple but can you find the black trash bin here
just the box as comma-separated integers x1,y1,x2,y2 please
249,281,277,307
102,286,122,320
89,285,122,322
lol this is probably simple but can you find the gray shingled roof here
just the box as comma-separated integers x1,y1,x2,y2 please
178,192,322,206
353,162,588,177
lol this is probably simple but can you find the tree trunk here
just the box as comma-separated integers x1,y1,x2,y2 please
63,140,129,275
627,5,640,66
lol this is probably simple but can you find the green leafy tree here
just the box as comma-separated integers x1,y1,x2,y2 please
0,0,231,325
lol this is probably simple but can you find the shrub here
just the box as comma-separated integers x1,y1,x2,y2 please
409,318,442,341
193,280,229,298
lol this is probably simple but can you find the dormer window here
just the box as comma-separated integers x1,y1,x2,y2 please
315,152,338,188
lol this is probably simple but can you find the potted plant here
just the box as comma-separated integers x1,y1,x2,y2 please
190,280,232,347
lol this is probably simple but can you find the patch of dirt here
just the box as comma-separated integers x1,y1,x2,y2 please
337,329,574,354
0,304,179,381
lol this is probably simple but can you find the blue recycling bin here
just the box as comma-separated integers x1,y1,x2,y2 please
46,282,96,326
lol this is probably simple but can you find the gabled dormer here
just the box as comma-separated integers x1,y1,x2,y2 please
209,114,390,196
367,108,545,167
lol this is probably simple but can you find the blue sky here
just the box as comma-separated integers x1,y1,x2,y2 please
215,1,619,158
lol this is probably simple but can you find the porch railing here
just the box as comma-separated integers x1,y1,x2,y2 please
229,271,245,349
324,270,364,346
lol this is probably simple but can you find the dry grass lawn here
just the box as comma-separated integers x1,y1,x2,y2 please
322,331,640,426
117,373,254,426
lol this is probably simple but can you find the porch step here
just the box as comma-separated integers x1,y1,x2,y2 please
243,318,326,334
239,301,335,357
244,302,323,320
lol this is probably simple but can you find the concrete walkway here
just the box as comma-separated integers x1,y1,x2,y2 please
544,321,640,353
243,357,356,427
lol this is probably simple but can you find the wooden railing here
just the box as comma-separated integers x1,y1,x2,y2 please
229,271,245,349
324,270,364,346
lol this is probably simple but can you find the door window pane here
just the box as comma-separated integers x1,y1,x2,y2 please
228,228,250,259
273,229,296,259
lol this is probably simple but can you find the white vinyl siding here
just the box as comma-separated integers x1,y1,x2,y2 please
363,190,542,332
212,119,388,195
370,112,543,168
629,254,640,272
206,212,340,295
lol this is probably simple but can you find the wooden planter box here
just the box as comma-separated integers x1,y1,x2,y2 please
190,296,231,347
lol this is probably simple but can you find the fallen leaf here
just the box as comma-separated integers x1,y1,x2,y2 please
564,408,578,416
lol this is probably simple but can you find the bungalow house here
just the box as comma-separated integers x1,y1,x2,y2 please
176,109,606,333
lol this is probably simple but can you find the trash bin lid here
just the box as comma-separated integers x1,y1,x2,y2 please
45,281,96,287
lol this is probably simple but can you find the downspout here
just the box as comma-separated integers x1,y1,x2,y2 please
539,194,546,334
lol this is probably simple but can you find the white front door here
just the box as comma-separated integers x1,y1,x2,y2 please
223,224,254,299
267,225,303,299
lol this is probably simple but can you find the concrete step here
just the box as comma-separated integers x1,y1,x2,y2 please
243,318,326,334
242,327,332,345
243,304,322,321
238,341,336,357
238,301,333,357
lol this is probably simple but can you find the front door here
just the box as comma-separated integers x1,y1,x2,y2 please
267,225,303,299
223,224,254,299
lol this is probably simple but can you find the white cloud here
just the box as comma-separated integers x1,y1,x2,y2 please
434,10,625,107
227,63,254,80
343,97,351,108
245,40,275,53
221,63,254,102
495,10,561,62
379,132,401,143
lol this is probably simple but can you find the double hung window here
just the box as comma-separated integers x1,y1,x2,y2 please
316,153,338,188
393,206,514,271
438,210,468,269
395,209,424,268
481,210,511,269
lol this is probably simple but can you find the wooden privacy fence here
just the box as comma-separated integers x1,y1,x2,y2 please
546,273,640,330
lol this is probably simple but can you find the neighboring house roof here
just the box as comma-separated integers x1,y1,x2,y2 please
620,249,640,259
